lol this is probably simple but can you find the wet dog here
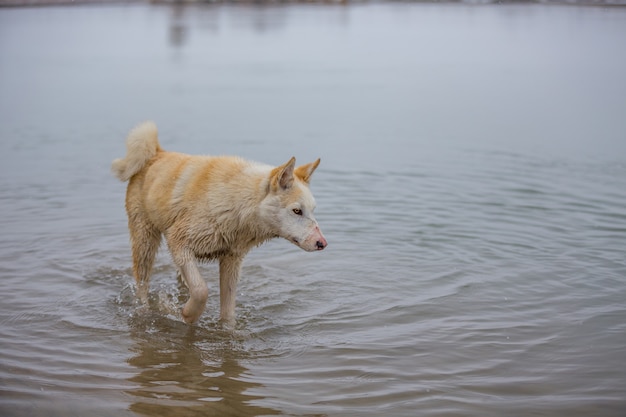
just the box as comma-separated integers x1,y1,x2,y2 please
112,122,327,325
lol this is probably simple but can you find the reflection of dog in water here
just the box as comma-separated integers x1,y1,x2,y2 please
127,319,279,415
112,122,327,325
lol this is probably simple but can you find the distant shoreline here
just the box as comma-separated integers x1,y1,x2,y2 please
0,0,130,6
2,0,625,8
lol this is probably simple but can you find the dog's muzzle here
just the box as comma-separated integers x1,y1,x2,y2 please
299,225,327,252
315,235,327,250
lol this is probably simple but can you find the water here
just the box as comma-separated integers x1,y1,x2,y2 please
1,3,626,416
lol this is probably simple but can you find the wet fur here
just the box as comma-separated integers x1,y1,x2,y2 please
112,122,326,325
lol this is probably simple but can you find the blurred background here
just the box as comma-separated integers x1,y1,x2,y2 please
1,2,625,417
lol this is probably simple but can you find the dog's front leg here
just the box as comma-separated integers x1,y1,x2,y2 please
219,254,243,326
176,259,208,324
168,246,208,324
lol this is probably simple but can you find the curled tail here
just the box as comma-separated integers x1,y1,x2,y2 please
111,121,162,182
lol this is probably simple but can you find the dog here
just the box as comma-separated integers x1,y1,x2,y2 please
112,121,327,325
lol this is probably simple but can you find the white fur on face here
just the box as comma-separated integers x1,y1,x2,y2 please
260,181,326,252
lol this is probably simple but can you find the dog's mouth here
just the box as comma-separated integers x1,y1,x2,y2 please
289,237,309,250
288,236,326,252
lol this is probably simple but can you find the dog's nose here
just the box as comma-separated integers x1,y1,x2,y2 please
316,240,326,250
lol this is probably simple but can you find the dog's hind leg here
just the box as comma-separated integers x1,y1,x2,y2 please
129,218,161,304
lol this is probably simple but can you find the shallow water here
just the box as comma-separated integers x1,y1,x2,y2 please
1,3,626,416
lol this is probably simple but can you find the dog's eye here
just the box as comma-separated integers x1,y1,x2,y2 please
292,208,303,216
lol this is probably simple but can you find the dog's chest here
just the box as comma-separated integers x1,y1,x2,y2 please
188,226,269,261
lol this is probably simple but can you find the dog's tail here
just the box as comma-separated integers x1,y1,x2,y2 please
111,121,162,182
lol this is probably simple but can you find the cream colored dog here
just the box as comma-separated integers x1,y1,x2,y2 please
112,122,327,325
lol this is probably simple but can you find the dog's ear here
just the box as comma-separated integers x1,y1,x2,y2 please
294,158,321,184
270,157,296,191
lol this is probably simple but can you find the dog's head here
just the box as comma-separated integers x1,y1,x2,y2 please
260,157,327,252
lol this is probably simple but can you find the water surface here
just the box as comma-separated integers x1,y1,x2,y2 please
1,3,626,416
